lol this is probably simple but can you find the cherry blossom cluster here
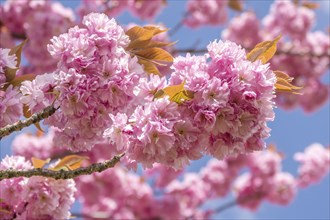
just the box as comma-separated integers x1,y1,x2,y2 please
234,150,296,211
0,0,75,74
0,48,22,127
183,0,228,28
21,13,147,152
0,156,76,219
12,127,66,160
75,143,329,219
222,0,330,112
113,39,275,169
77,0,166,21
16,12,276,169
294,143,330,188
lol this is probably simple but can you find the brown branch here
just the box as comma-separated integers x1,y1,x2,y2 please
212,192,265,215
0,105,58,139
0,153,125,180
174,48,330,58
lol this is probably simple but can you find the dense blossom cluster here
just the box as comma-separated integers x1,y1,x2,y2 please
74,143,330,218
0,156,76,219
0,48,22,127
105,39,276,169
22,13,146,152
294,143,330,188
222,0,330,112
12,127,66,160
0,0,75,74
0,1,329,219
77,0,165,21
234,150,296,210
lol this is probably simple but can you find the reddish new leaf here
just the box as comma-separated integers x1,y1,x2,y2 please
5,39,28,82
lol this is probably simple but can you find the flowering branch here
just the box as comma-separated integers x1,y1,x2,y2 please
0,105,58,139
0,153,125,180
174,48,330,58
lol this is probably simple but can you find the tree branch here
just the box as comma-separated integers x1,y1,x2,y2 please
174,48,330,58
0,153,125,180
0,105,58,139
212,192,265,215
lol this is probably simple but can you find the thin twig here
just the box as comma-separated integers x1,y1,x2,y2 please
0,105,58,139
212,192,265,215
0,153,125,180
169,12,189,36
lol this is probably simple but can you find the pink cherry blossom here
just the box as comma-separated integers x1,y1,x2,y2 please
294,143,330,188
184,0,228,28
0,48,17,76
12,127,65,160
0,85,23,127
267,172,296,205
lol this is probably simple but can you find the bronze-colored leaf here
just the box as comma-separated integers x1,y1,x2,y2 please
161,81,194,104
31,157,51,169
23,103,44,132
50,155,89,171
138,59,161,75
228,0,243,11
5,39,28,82
126,26,167,50
5,73,36,89
247,35,281,64
135,47,173,63
274,70,302,94
126,25,174,75
301,2,319,9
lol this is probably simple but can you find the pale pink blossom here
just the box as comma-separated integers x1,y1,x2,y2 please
0,85,23,127
0,48,17,75
267,172,296,205
184,0,228,28
294,143,330,188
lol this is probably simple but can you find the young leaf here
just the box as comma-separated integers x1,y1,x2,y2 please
301,2,319,9
50,155,89,171
274,70,302,94
22,104,44,132
138,59,161,75
228,0,243,11
5,39,28,82
135,47,173,63
125,25,174,75
161,81,194,104
31,157,51,169
4,73,36,90
247,35,281,64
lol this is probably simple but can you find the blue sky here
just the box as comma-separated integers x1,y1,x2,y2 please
1,0,329,219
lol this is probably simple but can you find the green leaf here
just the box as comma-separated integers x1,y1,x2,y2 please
247,35,281,64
